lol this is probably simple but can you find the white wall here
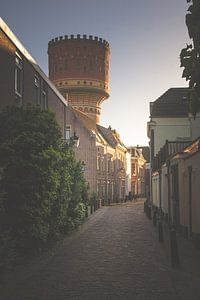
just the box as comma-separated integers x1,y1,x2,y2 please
189,113,200,140
125,151,131,196
152,173,160,207
161,165,168,214
151,117,191,155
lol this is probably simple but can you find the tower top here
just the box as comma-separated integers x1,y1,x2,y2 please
48,34,110,50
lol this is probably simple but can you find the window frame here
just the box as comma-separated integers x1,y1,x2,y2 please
15,53,23,97
65,125,71,140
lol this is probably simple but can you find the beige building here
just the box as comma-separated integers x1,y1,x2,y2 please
65,106,128,203
169,139,200,242
128,146,146,197
147,88,191,160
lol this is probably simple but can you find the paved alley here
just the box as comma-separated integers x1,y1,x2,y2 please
1,201,200,300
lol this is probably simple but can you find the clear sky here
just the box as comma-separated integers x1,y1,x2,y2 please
1,0,190,146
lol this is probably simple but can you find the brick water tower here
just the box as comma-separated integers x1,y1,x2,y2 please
48,34,110,123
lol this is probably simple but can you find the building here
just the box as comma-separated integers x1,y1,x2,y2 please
48,34,110,124
48,33,129,202
151,137,200,245
0,18,68,135
172,139,200,242
151,140,191,213
140,146,150,199
0,17,129,204
65,106,128,203
147,87,192,205
147,86,200,245
128,146,146,197
147,88,191,161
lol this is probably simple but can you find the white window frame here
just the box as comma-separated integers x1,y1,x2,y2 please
65,125,71,140
34,75,40,105
42,90,48,109
15,53,23,97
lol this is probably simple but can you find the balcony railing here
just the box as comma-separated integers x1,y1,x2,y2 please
152,140,191,172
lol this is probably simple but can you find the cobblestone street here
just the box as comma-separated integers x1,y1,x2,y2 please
1,201,200,300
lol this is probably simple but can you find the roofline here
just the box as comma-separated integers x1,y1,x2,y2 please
150,115,189,119
0,17,67,107
152,87,190,104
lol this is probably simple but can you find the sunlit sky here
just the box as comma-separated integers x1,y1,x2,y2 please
1,0,190,146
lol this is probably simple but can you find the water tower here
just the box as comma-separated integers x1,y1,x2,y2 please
48,34,110,123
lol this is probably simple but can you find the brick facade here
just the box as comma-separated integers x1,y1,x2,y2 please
48,35,110,124
0,19,67,135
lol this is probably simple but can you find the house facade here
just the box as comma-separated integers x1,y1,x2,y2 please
0,18,67,134
128,146,146,197
147,87,200,244
147,88,191,161
152,138,200,243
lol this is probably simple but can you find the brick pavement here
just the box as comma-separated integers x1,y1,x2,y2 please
1,201,200,300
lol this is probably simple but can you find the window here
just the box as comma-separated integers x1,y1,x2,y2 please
108,159,111,173
34,76,40,105
97,181,101,198
15,54,23,97
101,156,106,172
42,91,48,109
65,125,71,140
132,163,136,175
97,154,101,170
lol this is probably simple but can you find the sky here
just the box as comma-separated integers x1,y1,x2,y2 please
1,0,190,146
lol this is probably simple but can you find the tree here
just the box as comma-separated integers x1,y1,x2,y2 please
0,105,88,252
180,0,200,117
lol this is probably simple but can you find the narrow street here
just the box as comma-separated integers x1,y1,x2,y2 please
1,201,200,300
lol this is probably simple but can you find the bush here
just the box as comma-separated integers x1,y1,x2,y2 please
0,105,88,258
0,231,16,278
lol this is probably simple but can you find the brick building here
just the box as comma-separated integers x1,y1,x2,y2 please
128,146,146,197
0,18,130,203
48,33,130,202
48,34,110,124
0,18,68,134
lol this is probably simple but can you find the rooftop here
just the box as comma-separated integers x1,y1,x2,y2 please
150,88,190,118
